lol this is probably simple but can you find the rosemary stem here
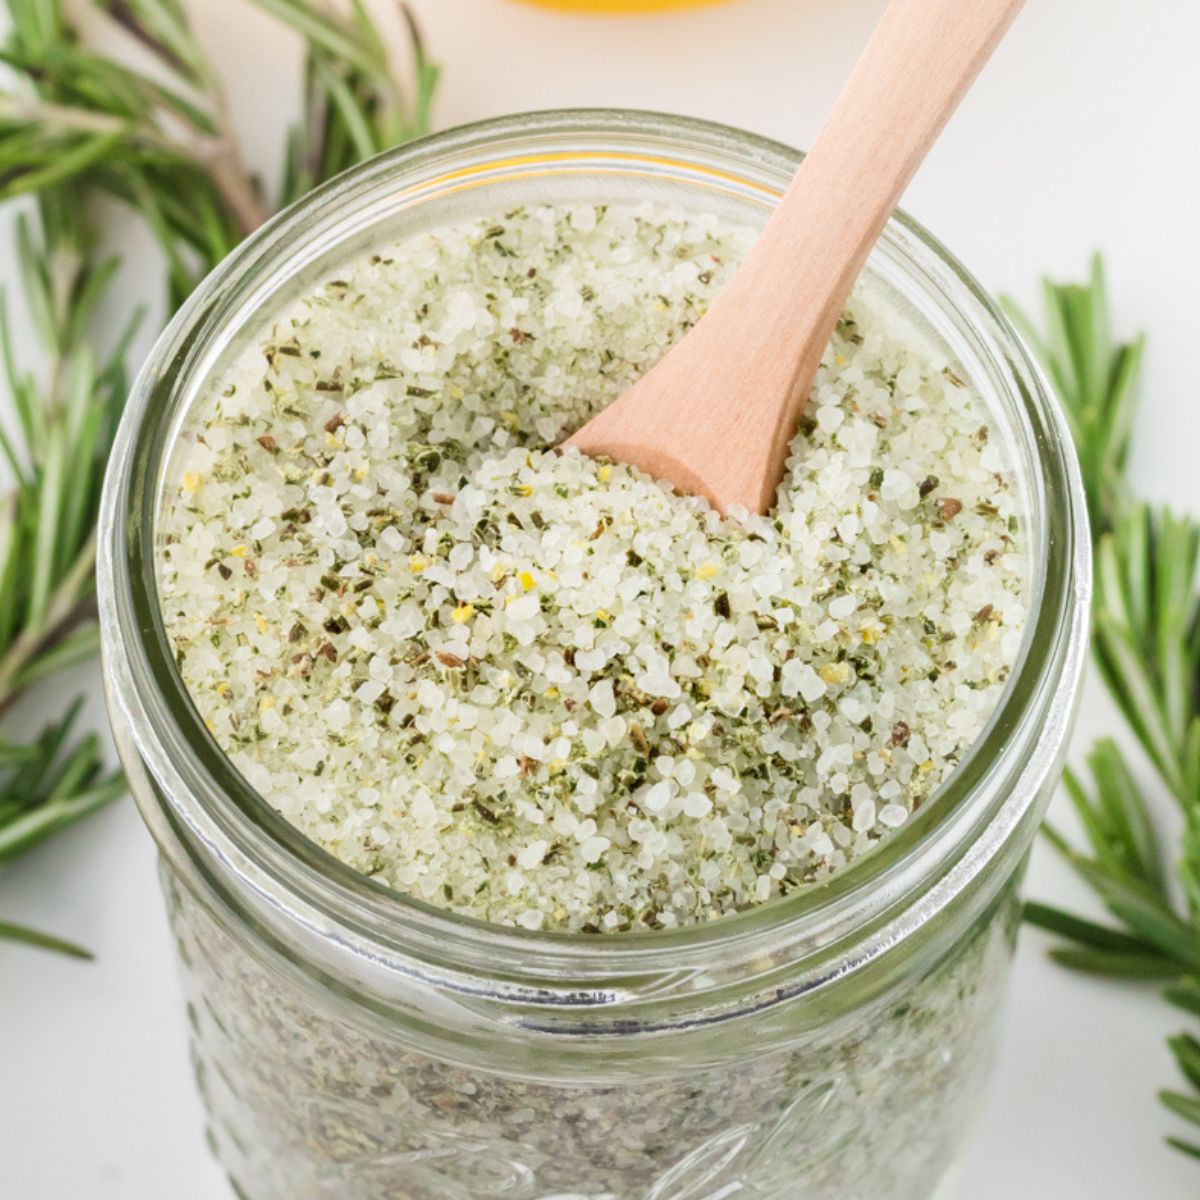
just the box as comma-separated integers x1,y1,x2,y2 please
194,42,269,237
207,145,268,236
0,95,128,139
0,533,96,709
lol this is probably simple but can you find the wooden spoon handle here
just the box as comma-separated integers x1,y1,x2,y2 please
747,0,1025,349
702,0,1027,479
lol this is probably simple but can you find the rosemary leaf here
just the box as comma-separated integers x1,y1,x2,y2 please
1023,900,1166,957
1160,1090,1200,1129
1166,978,1200,1019
1047,945,1187,981
1169,1034,1200,1094
1166,1138,1200,1163
0,917,93,958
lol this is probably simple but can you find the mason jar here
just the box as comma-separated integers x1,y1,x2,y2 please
97,109,1090,1200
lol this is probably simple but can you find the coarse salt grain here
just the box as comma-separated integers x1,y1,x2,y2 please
158,203,1027,934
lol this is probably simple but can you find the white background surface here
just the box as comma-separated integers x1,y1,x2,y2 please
1,0,1198,1197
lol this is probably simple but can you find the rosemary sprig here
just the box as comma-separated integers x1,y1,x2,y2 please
1011,262,1200,1159
2,0,254,305
0,1,437,300
277,0,439,205
0,185,133,955
0,699,124,871
0,196,137,712
1004,256,1142,542
0,0,437,956
0,694,126,964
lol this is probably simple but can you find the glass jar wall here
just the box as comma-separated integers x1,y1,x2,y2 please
98,111,1090,1200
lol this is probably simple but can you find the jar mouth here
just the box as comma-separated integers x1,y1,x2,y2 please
98,108,1091,1006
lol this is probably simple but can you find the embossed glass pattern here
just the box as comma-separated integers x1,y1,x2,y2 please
98,111,1091,1200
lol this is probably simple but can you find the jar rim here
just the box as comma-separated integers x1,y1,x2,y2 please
98,108,1091,1014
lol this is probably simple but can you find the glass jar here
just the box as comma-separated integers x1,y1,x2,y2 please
98,110,1090,1200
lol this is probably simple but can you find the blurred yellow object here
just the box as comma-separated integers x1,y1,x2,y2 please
516,0,728,12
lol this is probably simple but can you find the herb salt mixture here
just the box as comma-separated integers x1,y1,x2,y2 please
158,203,1026,932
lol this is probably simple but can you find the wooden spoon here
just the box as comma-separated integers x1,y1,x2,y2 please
566,0,1025,515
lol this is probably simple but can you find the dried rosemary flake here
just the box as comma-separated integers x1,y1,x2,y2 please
157,203,1027,934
